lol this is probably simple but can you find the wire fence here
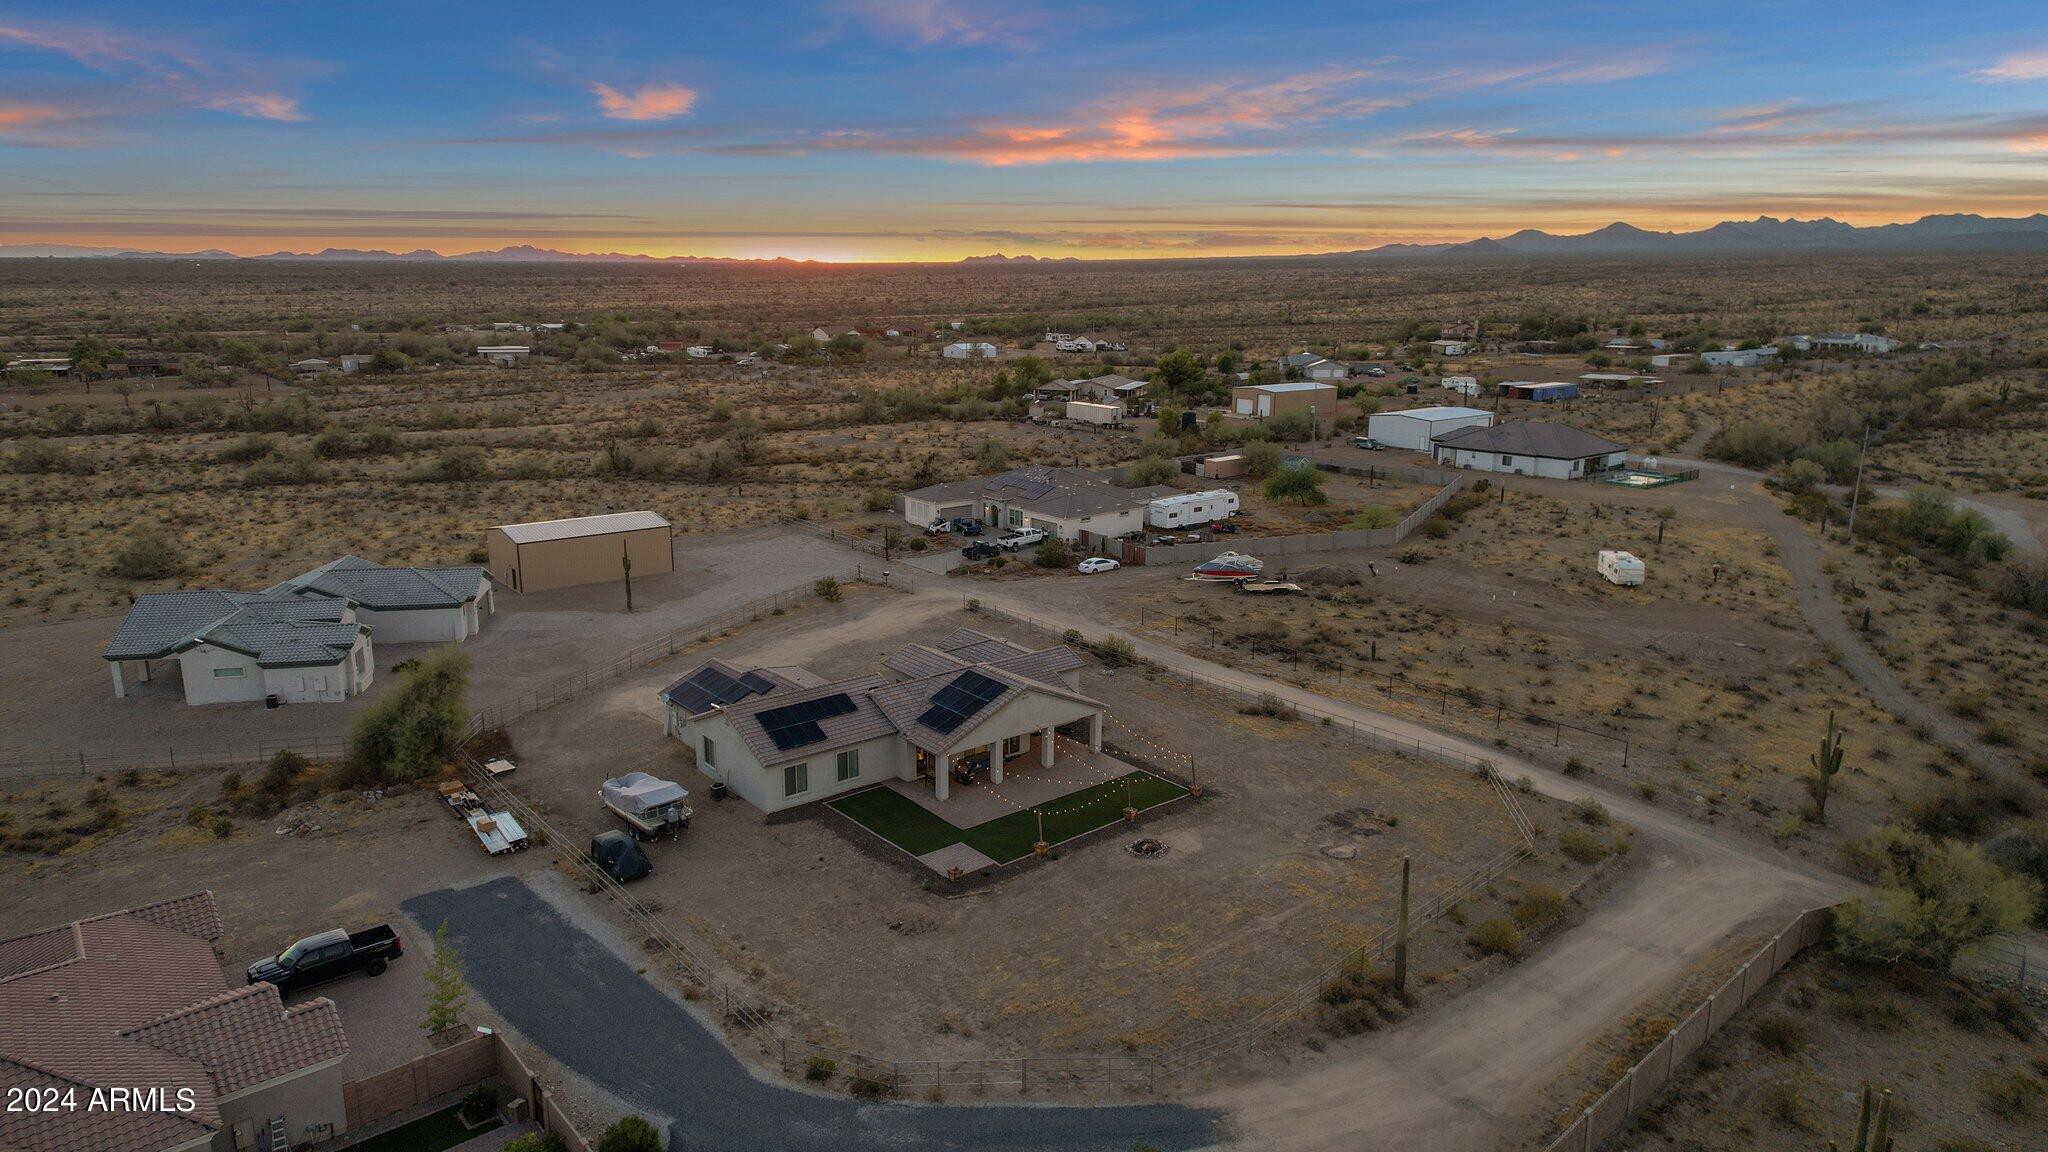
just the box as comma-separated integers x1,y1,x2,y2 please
1130,603,1634,768
0,738,351,781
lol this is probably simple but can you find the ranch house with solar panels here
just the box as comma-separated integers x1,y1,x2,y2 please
659,629,1108,815
101,556,490,705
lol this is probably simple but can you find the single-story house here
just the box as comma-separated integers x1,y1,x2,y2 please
900,465,1171,545
1431,421,1628,480
1367,405,1494,452
476,345,530,367
660,629,1102,814
486,511,673,594
1580,372,1641,388
1232,381,1339,432
102,557,490,704
1276,352,1326,373
1801,333,1899,354
942,342,1000,359
1072,373,1145,402
337,354,373,373
110,355,171,378
1428,339,1471,356
5,357,73,376
1499,381,1579,402
290,358,330,373
1304,360,1351,382
0,892,351,1152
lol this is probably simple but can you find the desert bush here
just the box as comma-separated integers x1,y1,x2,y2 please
1835,825,2040,971
1263,462,1328,505
343,648,470,785
109,529,183,580
217,434,276,463
1980,1069,2044,1121
8,438,92,475
1706,421,1797,468
814,576,842,602
1752,1014,1808,1055
1033,537,1073,568
1467,918,1522,957
596,1115,663,1152
1557,828,1610,863
1349,506,1397,529
1125,457,1178,486
1240,441,1284,477
242,451,326,487
1512,884,1564,927
501,1133,567,1152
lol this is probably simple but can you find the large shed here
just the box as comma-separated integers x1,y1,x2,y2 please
487,511,673,593
1367,405,1494,451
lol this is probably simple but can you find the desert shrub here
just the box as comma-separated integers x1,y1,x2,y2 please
1759,1079,1814,1130
1263,462,1328,505
1980,1070,2044,1121
109,529,183,580
1240,441,1284,477
1570,797,1610,826
1752,1014,1808,1056
813,576,842,602
1832,985,1908,1031
343,648,471,785
1512,884,1564,928
1557,828,1610,863
1094,634,1137,667
1467,918,1522,957
502,1133,567,1152
1349,506,1397,530
596,1115,663,1152
804,1056,837,1081
1985,819,2048,925
459,1084,498,1125
1834,825,2040,972
1767,458,1826,494
1706,421,1797,468
242,451,326,487
1033,537,1073,568
1908,778,2039,839
217,434,276,463
8,438,92,475
1125,457,1178,486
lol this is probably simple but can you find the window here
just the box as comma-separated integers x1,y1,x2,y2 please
1499,454,1514,466
701,736,716,767
836,749,860,781
784,762,809,797
212,666,245,678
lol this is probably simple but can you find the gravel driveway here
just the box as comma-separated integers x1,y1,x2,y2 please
404,876,1225,1152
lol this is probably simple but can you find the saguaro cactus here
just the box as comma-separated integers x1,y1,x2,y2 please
1828,1083,1894,1152
1811,710,1845,823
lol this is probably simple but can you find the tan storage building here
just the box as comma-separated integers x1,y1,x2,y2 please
487,511,673,593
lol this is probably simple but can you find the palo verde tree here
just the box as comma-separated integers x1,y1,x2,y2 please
344,647,471,785
1835,826,2040,972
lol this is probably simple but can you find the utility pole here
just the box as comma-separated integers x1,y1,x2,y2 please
1845,423,1872,540
621,541,634,612
1394,855,1412,992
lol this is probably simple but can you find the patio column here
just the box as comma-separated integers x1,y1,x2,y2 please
935,759,950,802
1040,728,1056,768
110,661,126,699
990,749,1003,785
1088,713,1103,752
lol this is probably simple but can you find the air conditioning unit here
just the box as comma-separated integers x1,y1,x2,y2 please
504,1096,532,1122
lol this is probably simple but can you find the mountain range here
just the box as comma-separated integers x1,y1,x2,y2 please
3,214,2046,263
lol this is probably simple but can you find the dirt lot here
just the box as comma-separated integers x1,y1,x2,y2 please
1613,949,2047,1152
490,589,1613,1073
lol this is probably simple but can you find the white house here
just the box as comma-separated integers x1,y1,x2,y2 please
901,464,1171,546
943,342,1000,360
102,556,491,704
1699,347,1778,368
1797,333,1899,354
290,358,330,374
337,354,373,373
685,345,712,358
659,630,1103,814
1430,421,1628,480
1367,405,1494,451
1304,360,1351,382
1428,339,1471,357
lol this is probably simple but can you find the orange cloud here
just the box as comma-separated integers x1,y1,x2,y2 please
592,82,697,121
832,0,1048,49
0,104,66,127
204,92,305,122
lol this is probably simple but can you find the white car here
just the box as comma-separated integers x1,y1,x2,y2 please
1077,557,1121,574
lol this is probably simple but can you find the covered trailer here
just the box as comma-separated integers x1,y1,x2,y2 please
1065,400,1125,425
601,772,693,840
1598,550,1646,586
1148,489,1241,528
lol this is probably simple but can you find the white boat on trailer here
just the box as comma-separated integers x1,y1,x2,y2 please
1187,551,1266,580
601,771,694,840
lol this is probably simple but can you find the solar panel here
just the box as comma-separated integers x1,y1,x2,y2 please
666,665,765,714
738,670,779,694
917,670,1007,734
756,693,858,752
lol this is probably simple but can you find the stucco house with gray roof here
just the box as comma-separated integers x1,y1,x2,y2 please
659,629,1104,814
102,556,491,705
899,465,1173,547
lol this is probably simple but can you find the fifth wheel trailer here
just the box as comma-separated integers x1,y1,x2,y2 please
1148,489,1240,528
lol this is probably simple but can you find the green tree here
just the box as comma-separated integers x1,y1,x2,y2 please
1835,826,2040,972
344,647,471,784
1152,350,1204,394
1033,536,1073,569
1241,441,1284,477
596,1116,663,1152
1124,457,1178,486
419,923,469,1036
1263,462,1329,505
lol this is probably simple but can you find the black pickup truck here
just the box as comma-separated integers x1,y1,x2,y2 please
247,925,402,995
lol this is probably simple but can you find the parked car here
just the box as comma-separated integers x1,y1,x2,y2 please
996,527,1047,552
1351,436,1385,450
1077,557,1120,574
1364,366,1387,377
247,925,402,994
950,518,984,536
589,831,652,883
924,519,950,536
962,541,1001,561
1210,520,1238,534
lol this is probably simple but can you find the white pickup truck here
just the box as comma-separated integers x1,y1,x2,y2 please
996,527,1047,552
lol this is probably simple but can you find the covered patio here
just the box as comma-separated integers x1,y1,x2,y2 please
890,740,1128,827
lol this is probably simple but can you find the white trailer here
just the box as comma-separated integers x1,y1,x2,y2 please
1439,375,1480,397
1065,400,1125,425
1598,550,1645,586
1148,489,1240,528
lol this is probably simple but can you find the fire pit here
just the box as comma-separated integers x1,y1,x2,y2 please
1126,837,1168,859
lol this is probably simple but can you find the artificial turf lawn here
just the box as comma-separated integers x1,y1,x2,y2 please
829,771,1187,864
340,1103,501,1152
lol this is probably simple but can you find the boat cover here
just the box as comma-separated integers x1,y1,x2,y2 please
603,771,689,815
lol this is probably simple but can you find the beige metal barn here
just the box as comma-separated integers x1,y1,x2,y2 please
486,511,673,593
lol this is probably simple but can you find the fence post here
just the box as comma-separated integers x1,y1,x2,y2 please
1582,1107,1594,1152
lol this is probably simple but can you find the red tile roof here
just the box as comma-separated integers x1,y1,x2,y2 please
0,893,349,1152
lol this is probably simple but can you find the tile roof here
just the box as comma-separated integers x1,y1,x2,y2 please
274,556,488,611
0,892,346,1152
872,662,1102,756
492,510,669,544
903,465,1155,522
1430,420,1627,459
717,675,897,766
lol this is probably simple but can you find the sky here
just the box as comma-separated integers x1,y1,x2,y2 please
2,1,2047,261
